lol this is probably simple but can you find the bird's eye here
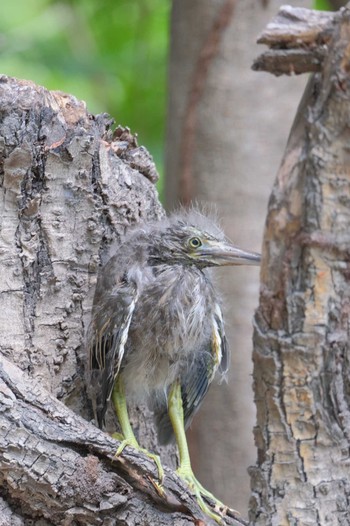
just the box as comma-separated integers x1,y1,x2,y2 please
189,237,202,249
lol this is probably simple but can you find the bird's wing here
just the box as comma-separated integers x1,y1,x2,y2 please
183,304,229,428
87,277,138,428
156,305,229,445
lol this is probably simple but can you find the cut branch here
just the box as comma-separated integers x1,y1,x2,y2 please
252,5,338,75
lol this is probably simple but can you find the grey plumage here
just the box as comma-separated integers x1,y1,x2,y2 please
87,208,260,443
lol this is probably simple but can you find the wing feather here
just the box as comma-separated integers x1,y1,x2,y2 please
87,280,138,428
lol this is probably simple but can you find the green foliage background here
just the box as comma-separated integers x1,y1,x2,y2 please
1,0,170,182
314,0,332,9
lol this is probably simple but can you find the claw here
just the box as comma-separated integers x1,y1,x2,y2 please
114,435,165,486
111,431,124,441
177,466,227,524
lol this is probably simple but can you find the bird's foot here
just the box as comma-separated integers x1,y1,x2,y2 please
176,465,229,524
111,431,124,441
113,435,165,493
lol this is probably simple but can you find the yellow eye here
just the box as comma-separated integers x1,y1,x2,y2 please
189,237,202,249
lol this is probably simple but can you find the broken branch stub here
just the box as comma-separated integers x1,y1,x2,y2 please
253,5,339,76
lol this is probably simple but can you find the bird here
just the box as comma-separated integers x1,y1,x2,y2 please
87,208,261,522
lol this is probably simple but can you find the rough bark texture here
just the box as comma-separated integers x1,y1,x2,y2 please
0,76,244,526
250,5,350,525
165,0,310,515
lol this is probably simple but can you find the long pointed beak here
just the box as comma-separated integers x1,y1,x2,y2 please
202,241,261,266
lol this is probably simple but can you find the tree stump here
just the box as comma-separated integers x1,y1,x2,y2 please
0,76,242,526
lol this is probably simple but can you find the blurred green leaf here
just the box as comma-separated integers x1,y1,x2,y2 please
313,0,333,9
0,0,170,182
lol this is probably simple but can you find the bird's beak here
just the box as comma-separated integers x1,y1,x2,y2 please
202,240,261,266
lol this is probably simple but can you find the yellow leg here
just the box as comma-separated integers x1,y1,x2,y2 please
168,381,228,524
112,377,164,486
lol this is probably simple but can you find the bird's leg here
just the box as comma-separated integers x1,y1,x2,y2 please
168,381,228,523
112,377,138,450
112,377,164,486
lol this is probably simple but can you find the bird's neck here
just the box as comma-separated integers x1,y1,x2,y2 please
149,263,213,298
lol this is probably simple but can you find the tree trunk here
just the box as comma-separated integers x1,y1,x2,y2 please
165,0,310,514
250,5,350,524
0,76,242,525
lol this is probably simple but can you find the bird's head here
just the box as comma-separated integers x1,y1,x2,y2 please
146,209,261,268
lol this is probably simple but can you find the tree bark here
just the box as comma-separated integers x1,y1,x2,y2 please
0,76,243,525
165,0,310,514
250,5,350,524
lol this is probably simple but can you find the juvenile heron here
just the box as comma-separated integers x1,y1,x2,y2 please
87,209,260,522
